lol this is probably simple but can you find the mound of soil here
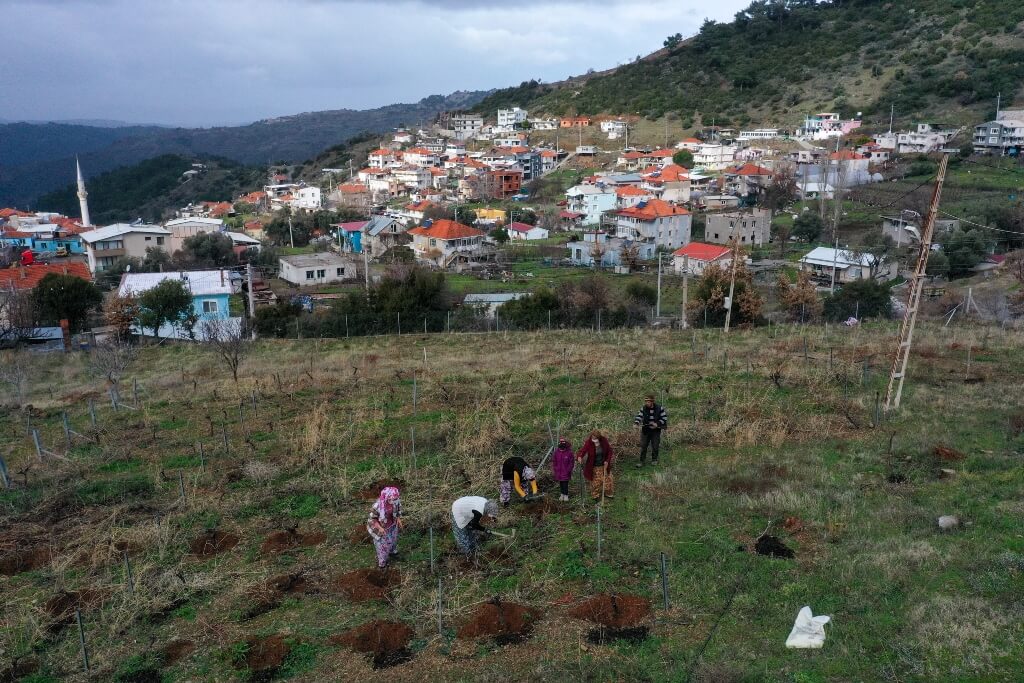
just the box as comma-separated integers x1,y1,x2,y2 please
331,568,401,602
264,571,313,596
238,634,290,676
189,530,239,558
457,599,540,645
933,445,965,462
754,535,795,558
356,479,406,500
44,589,105,628
332,620,414,669
260,527,326,555
569,594,651,629
161,639,195,666
0,545,51,576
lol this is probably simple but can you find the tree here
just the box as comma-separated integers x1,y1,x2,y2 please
626,281,657,306
672,150,694,168
89,340,137,387
490,227,509,244
941,229,990,278
0,351,28,407
201,318,250,383
823,280,892,321
776,271,821,322
792,212,824,242
142,247,172,272
663,33,682,49
688,260,763,328
925,250,949,277
0,290,39,343
32,273,103,333
104,294,140,343
138,279,193,340
253,302,301,338
178,232,237,268
761,165,798,212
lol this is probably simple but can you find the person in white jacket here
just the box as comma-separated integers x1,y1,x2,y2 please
451,496,498,557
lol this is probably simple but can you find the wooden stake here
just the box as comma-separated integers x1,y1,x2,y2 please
75,609,90,672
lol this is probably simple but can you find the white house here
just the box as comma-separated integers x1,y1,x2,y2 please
407,219,485,265
164,217,224,253
528,118,558,131
393,130,414,144
738,128,781,141
403,148,439,168
565,184,617,225
80,223,171,273
464,292,528,316
497,107,528,128
368,148,397,168
694,144,738,170
507,222,549,241
798,246,894,284
279,252,358,286
393,166,432,191
897,123,960,154
672,242,733,275
566,232,656,268
614,198,691,251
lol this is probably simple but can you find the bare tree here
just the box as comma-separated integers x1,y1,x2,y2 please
201,318,250,383
0,351,28,407
90,340,137,387
0,289,40,344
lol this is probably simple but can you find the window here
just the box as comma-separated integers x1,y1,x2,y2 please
156,237,164,246
145,236,152,241
336,267,345,276
317,269,325,278
305,270,314,280
714,233,719,240
202,300,219,314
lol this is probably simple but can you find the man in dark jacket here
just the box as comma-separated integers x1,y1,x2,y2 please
634,394,667,467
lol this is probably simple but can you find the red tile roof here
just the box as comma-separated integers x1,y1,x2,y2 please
0,262,92,291
616,186,651,197
405,147,434,155
830,150,867,161
643,164,689,182
338,183,368,193
728,163,772,176
617,198,689,220
508,222,536,233
408,219,483,240
1,230,33,239
0,208,34,219
649,149,674,158
620,151,645,160
540,150,558,157
673,242,732,262
369,149,394,157
405,200,435,212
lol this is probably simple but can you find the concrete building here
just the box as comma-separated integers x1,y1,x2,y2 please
704,209,771,247
80,223,171,273
451,113,484,140
278,252,359,286
798,246,895,284
565,184,616,225
497,107,528,128
972,109,1024,155
614,198,691,251
672,242,733,275
164,217,224,253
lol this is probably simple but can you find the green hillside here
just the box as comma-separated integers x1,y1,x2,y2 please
477,0,1024,128
36,154,263,225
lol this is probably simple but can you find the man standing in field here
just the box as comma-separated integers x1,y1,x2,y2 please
634,394,667,467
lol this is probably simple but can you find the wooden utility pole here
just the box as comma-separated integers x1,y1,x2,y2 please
681,255,689,328
884,153,950,411
723,223,740,333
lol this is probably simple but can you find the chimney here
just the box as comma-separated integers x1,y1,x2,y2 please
60,319,71,352
220,269,224,285
20,267,26,279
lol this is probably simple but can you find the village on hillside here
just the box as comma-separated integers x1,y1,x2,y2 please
2,103,1022,347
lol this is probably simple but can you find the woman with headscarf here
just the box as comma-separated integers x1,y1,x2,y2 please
451,496,499,558
366,486,404,569
499,455,538,506
577,430,614,502
552,437,575,501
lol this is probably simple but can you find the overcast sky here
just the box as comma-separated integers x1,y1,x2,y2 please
2,0,750,128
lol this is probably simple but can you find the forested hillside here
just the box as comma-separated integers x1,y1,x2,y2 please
36,155,263,225
476,0,1024,128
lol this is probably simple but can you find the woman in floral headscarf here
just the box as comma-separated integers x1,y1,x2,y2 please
366,486,404,569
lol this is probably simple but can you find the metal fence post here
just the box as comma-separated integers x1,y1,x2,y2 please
660,552,670,610
75,609,90,672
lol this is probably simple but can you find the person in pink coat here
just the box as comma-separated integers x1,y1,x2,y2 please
551,437,575,501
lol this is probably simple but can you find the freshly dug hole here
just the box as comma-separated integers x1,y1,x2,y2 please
586,626,650,644
457,599,540,645
754,535,795,558
236,634,290,678
189,530,239,557
331,568,401,602
260,527,326,555
569,594,651,629
332,620,414,669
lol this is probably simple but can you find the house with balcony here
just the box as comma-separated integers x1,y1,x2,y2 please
640,164,691,203
450,114,484,140
497,107,528,128
704,209,771,247
80,223,171,273
118,270,240,340
972,110,1024,155
724,163,773,197
404,147,439,168
566,231,655,268
897,123,960,154
614,199,691,251
565,184,616,225
368,148,398,168
529,118,558,130
407,219,485,265
798,246,895,284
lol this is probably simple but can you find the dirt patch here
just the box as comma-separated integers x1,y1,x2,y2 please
782,516,804,533
0,545,51,576
189,530,239,558
457,598,540,645
332,620,414,669
161,639,195,666
348,523,372,545
754,535,795,559
520,497,567,520
1010,412,1024,437
237,634,290,677
44,589,105,629
260,527,326,555
568,594,650,629
724,463,785,494
264,571,314,596
933,445,966,462
1,657,39,682
355,479,406,500
331,568,401,602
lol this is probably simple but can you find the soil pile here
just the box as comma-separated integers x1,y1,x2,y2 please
331,568,401,602
236,634,290,680
332,620,414,669
569,594,651,629
356,479,406,500
0,544,51,576
754,535,795,558
457,599,540,645
933,445,965,462
161,639,195,666
189,530,239,558
264,571,313,596
260,527,326,555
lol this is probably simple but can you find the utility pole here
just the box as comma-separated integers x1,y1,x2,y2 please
656,252,662,317
829,232,840,294
681,255,689,328
723,223,740,333
884,154,950,411
288,217,295,249
363,239,370,291
246,263,256,321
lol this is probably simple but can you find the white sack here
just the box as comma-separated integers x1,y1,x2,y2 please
785,606,831,649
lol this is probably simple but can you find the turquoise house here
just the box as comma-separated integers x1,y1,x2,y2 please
119,270,238,339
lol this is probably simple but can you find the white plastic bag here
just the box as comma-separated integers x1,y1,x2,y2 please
785,606,831,649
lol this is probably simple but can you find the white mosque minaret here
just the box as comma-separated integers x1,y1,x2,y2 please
76,157,92,227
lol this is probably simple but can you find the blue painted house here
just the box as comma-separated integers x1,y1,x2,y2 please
119,270,239,339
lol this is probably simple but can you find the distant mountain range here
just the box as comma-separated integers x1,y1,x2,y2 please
0,90,488,209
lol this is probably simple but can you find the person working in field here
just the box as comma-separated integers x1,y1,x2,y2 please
451,496,499,558
366,486,403,569
633,393,667,467
551,437,575,501
577,430,614,501
499,456,539,506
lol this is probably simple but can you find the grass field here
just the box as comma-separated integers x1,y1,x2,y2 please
2,321,1023,682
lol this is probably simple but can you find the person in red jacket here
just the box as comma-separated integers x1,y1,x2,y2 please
576,430,614,502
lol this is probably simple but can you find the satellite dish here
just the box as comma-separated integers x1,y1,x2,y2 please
125,264,131,272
